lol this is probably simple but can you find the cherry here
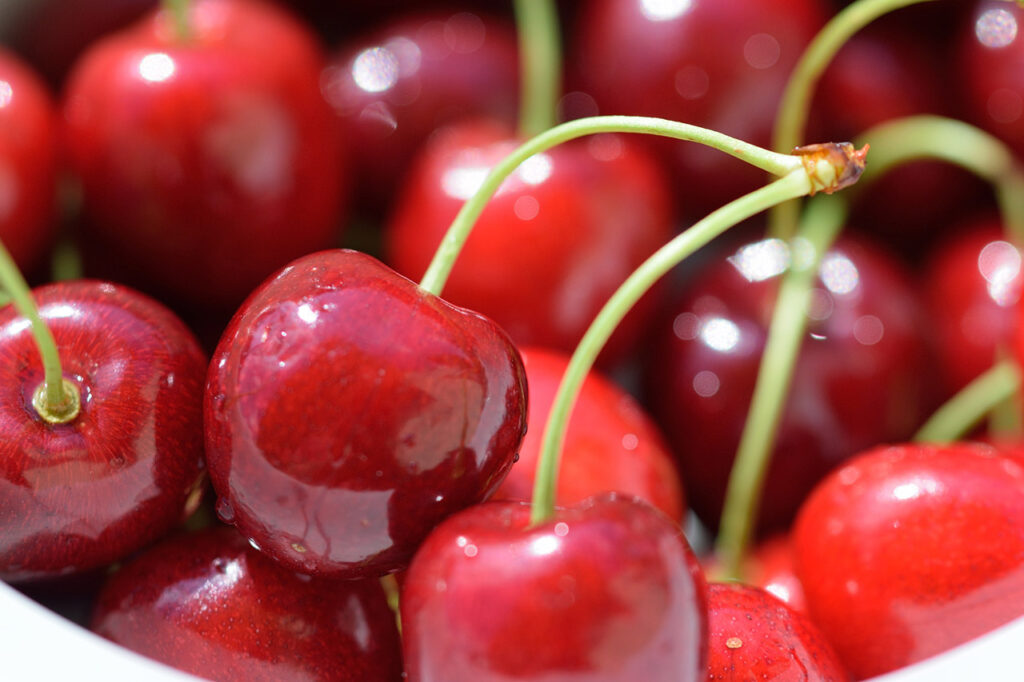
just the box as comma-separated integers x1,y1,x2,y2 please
570,0,825,218
706,582,847,681
204,249,527,579
703,534,806,613
321,10,519,214
0,48,60,275
400,494,708,681
0,280,207,583
62,0,348,311
91,525,403,681
492,346,685,522
385,119,674,366
644,233,936,534
793,442,1024,679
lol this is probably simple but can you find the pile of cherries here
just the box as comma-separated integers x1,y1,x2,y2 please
2,0,1024,680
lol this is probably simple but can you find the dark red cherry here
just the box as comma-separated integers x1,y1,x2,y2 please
793,442,1024,679
645,234,935,534
321,10,518,213
492,346,686,522
400,494,708,681
62,0,347,311
0,48,60,275
385,120,674,366
706,582,848,681
204,249,527,579
571,0,824,218
0,281,207,583
91,525,403,681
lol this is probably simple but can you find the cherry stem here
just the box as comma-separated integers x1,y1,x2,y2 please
514,0,562,138
418,115,806,296
713,194,846,580
768,0,937,240
530,168,833,526
162,0,192,41
0,242,79,424
914,360,1021,443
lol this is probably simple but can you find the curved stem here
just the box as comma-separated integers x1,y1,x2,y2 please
768,0,938,240
914,360,1021,443
530,169,817,525
162,0,192,42
419,115,806,296
713,194,847,580
0,242,79,424
514,0,562,137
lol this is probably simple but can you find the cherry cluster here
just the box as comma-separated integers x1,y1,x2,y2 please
2,0,1024,680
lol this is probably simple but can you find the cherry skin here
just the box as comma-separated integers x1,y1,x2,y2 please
0,280,207,583
400,494,708,681
321,10,518,213
492,346,686,522
204,249,527,579
385,120,674,366
91,525,403,681
571,0,824,218
644,234,936,534
0,48,60,275
706,582,848,681
793,442,1024,679
62,0,347,311
703,534,806,613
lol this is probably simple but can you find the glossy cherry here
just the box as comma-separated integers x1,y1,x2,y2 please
321,10,518,213
706,582,847,681
62,0,347,311
91,525,403,681
644,234,936,534
492,346,685,522
793,442,1024,679
385,120,674,366
400,494,708,681
571,0,824,218
0,48,60,275
204,249,527,579
0,280,207,583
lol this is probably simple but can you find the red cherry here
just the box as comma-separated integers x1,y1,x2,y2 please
62,0,347,310
706,582,848,681
91,525,403,681
204,249,527,579
400,494,708,681
703,534,806,613
385,120,674,365
321,10,518,213
571,0,824,218
492,346,686,521
793,442,1024,679
0,280,207,583
0,48,60,275
645,234,936,534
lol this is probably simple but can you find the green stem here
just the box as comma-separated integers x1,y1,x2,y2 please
530,169,817,525
419,115,805,296
514,0,562,137
914,360,1021,443
768,0,938,240
713,194,847,580
162,0,191,41
0,243,79,424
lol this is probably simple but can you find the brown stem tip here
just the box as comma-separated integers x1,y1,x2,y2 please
794,142,869,196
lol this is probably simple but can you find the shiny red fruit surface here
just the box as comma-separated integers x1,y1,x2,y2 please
703,534,806,613
0,281,207,583
401,495,708,682
91,526,403,681
204,249,527,579
62,0,347,310
0,48,60,274
386,120,673,365
493,346,685,522
793,443,1024,679
706,582,847,681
